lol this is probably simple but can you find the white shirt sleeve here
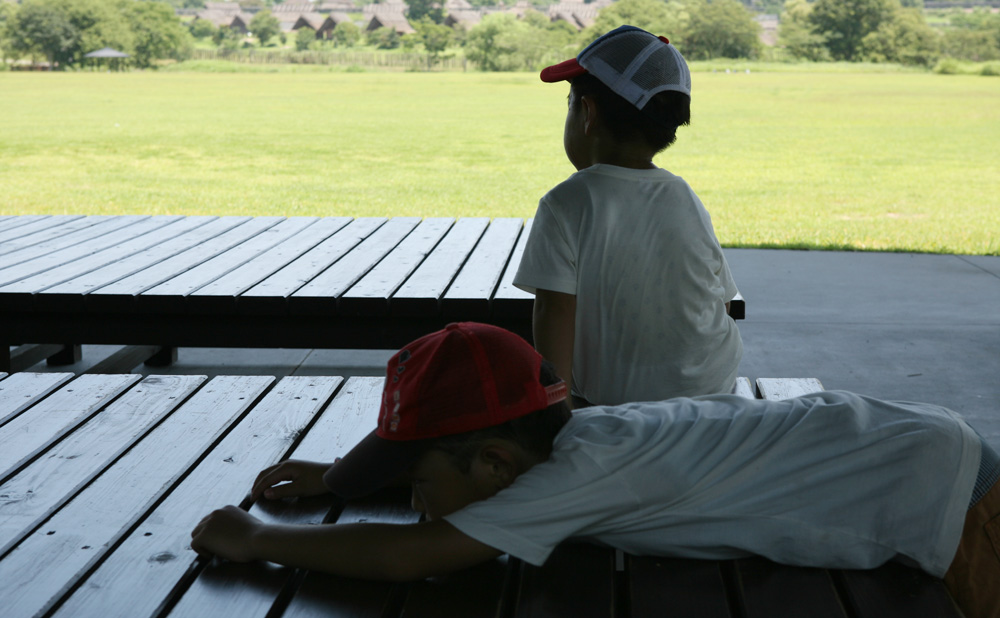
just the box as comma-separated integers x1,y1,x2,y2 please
512,198,578,296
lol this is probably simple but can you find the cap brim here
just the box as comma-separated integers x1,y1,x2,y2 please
540,58,588,83
323,430,429,499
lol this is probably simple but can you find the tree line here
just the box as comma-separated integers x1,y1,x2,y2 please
2,0,999,70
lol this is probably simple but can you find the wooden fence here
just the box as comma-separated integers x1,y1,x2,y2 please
190,48,471,71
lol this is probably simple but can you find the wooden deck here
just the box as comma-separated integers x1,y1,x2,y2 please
0,215,744,372
0,372,961,618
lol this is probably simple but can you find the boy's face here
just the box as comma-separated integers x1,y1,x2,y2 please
407,449,501,521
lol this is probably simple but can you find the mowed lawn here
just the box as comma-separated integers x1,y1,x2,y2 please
1,70,997,254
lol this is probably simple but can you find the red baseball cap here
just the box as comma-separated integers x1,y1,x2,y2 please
324,322,567,499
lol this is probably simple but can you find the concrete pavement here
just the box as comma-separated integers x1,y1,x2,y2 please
15,249,1000,447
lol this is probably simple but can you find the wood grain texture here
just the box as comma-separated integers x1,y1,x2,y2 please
2,375,274,618
0,373,141,478
628,556,732,618
0,375,206,555
0,215,144,273
736,557,847,618
514,542,616,618
836,564,964,618
731,377,755,399
0,371,74,425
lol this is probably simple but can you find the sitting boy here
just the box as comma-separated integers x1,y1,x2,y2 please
513,25,743,406
192,322,999,618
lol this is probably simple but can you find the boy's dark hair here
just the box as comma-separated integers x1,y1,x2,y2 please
571,73,691,154
428,360,571,473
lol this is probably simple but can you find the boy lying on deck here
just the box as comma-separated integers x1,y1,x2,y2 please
192,322,1000,618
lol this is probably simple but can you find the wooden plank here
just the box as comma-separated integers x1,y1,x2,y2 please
0,216,188,304
513,542,616,618
33,216,221,310
736,557,847,618
391,218,490,316
3,343,67,373
82,216,267,311
0,214,50,235
280,494,421,618
0,371,74,426
492,218,535,319
2,375,275,618
442,218,523,319
755,378,824,400
836,564,963,618
289,217,421,316
339,218,455,317
138,216,296,310
83,345,170,374
0,215,151,283
188,217,352,313
162,376,369,618
0,375,206,556
0,215,89,253
627,556,732,618
239,218,386,314
731,377,755,398
0,373,141,479
400,556,513,618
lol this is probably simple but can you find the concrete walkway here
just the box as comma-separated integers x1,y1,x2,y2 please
15,249,1000,446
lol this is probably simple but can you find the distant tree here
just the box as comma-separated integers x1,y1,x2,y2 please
858,8,939,66
331,21,360,47
464,13,525,71
413,16,451,64
190,17,217,39
4,1,78,65
249,10,280,46
213,24,242,49
777,0,830,61
295,26,315,51
367,26,399,49
808,0,897,61
405,0,443,24
943,10,1000,62
680,0,762,59
6,0,136,68
586,0,684,47
126,1,193,67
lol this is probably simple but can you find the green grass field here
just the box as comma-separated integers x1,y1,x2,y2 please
1,70,998,255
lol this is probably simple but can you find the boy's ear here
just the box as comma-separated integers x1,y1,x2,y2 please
580,94,600,135
478,445,519,490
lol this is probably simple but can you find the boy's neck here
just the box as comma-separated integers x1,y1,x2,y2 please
583,135,658,171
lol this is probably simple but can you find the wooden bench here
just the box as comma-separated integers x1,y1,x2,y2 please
0,373,960,617
0,215,745,372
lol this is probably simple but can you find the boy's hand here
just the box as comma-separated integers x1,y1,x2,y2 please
251,459,334,501
190,505,262,563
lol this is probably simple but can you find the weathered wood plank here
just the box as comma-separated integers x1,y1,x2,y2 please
3,343,68,373
443,218,523,319
0,216,153,284
83,216,266,311
391,218,490,316
492,218,534,319
239,218,386,313
33,216,220,310
628,556,733,618
0,371,74,426
0,373,142,479
400,556,513,618
0,375,206,556
731,376,755,398
836,564,964,618
0,216,188,304
514,542,616,618
0,214,51,235
138,216,297,310
279,495,421,618
339,218,455,317
0,215,89,254
188,218,352,312
290,218,422,316
736,557,847,618
755,378,824,400
2,375,274,618
163,376,361,618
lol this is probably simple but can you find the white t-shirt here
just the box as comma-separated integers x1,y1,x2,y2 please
514,164,742,405
444,391,980,577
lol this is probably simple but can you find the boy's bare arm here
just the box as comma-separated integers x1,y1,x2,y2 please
191,505,503,582
533,288,576,392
